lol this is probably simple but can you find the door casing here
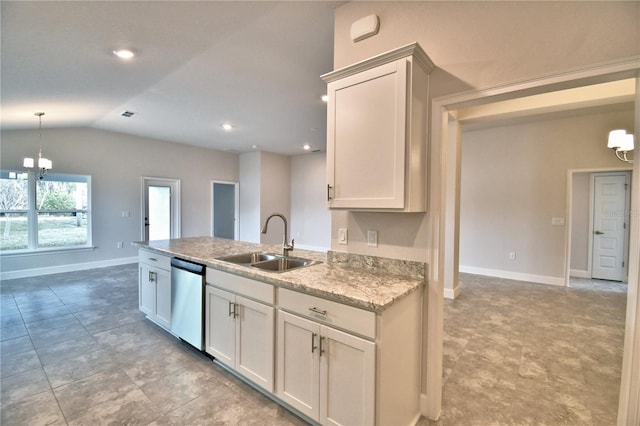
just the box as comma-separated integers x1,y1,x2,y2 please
141,177,181,241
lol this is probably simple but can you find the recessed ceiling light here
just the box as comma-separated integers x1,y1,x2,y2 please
222,123,233,131
113,49,135,59
321,95,328,102
303,144,311,151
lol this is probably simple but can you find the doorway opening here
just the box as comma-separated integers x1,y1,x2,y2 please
141,177,181,241
568,169,632,283
211,181,239,240
426,66,638,422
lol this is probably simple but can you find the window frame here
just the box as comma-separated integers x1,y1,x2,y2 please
0,171,93,255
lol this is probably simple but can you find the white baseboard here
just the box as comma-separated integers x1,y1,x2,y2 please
0,257,139,280
444,286,461,300
420,392,440,421
459,265,565,286
570,269,589,278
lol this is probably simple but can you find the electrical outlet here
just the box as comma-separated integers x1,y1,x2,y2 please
117,242,124,249
367,230,378,247
508,252,516,261
338,228,348,245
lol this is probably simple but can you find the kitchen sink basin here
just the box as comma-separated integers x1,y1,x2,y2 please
217,252,278,265
250,257,319,273
217,252,320,273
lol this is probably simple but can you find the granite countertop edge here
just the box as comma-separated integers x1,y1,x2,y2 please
133,237,424,313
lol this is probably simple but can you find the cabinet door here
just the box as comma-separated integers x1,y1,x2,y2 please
154,268,171,329
139,263,155,318
205,286,235,368
327,59,408,209
277,311,320,421
320,325,376,426
235,296,274,392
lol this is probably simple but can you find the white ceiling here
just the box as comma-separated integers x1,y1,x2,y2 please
1,1,342,155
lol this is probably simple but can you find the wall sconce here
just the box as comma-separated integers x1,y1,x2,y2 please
608,129,634,164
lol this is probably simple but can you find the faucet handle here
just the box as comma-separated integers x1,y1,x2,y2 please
290,239,295,250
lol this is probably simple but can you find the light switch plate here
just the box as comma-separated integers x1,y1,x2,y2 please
367,230,378,247
551,217,565,226
338,228,348,245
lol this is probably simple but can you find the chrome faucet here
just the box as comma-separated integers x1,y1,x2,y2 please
261,213,294,257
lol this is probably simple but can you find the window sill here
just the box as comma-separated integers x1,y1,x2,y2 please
0,246,97,258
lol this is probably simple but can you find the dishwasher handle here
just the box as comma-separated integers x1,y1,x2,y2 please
171,258,205,275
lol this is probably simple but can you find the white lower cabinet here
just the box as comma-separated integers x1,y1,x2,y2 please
203,267,422,426
138,249,171,329
205,284,275,392
277,310,375,425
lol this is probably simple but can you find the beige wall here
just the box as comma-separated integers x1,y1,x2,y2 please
239,151,261,243
459,108,634,280
259,152,291,246
0,127,238,273
239,151,291,246
331,1,640,262
290,153,331,251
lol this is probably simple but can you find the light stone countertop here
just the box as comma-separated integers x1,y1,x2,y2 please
134,236,424,313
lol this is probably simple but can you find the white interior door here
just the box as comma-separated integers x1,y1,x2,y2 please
592,173,629,281
142,177,181,241
212,181,239,240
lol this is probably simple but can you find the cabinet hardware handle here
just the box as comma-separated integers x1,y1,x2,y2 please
327,184,333,201
149,258,157,262
309,307,327,316
149,271,157,282
228,301,234,317
311,332,318,353
594,230,604,235
233,303,239,318
319,336,326,356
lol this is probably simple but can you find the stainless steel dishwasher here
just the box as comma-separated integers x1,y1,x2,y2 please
170,258,205,350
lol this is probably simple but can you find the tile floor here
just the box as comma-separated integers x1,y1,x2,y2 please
1,266,627,425
420,274,627,426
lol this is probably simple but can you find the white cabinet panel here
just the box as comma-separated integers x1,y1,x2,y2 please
277,311,320,420
236,295,274,391
321,325,375,426
324,43,432,212
205,286,235,368
205,280,275,393
277,310,375,425
138,249,171,329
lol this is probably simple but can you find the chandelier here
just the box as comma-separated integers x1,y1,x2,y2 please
23,112,53,179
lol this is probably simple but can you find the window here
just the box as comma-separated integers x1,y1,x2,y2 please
0,171,91,253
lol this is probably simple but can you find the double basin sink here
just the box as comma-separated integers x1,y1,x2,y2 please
217,252,320,273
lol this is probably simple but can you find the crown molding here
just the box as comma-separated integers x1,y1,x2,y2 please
321,42,435,83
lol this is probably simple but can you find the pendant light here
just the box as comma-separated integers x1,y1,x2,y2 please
23,112,53,179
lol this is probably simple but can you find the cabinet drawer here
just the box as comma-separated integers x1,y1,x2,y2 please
139,249,171,271
278,288,375,339
206,268,275,305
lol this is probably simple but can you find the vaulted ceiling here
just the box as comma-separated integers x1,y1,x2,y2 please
1,1,342,155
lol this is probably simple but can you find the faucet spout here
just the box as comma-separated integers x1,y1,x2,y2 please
261,213,294,257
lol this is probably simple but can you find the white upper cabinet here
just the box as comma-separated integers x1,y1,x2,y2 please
323,43,434,212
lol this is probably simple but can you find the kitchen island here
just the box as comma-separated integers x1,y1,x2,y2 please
135,236,425,426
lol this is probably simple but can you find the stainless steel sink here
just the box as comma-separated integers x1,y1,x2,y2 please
217,252,320,273
217,252,278,265
251,257,319,273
